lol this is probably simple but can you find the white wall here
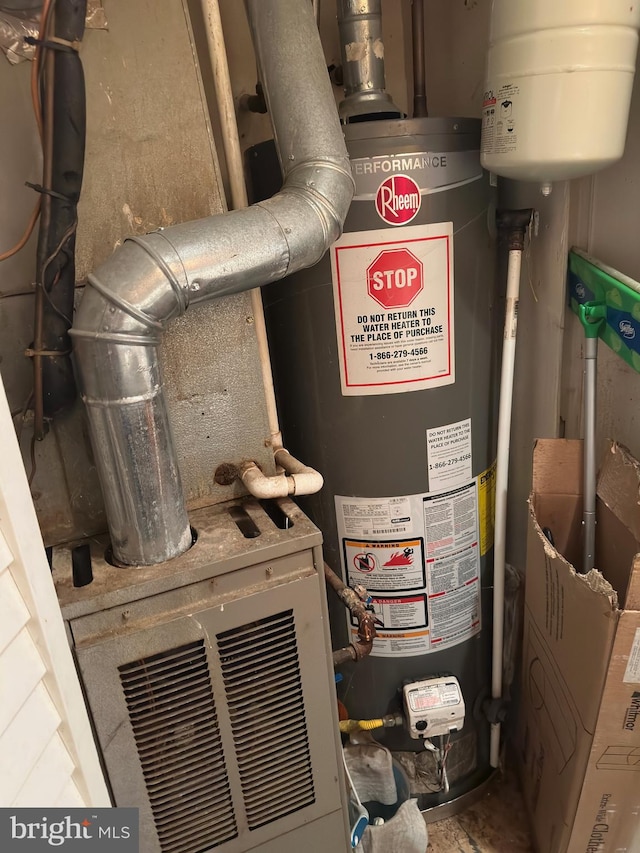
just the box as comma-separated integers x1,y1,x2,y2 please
422,0,491,117
562,74,640,464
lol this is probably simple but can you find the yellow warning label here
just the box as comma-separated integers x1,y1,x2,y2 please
478,460,496,556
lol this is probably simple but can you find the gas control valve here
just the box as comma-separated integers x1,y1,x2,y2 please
403,675,465,739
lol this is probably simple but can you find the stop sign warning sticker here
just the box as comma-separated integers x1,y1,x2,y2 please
331,222,454,396
367,249,423,309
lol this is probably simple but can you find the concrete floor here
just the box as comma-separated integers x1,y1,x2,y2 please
427,771,533,852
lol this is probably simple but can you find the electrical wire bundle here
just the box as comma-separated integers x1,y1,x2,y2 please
2,0,87,486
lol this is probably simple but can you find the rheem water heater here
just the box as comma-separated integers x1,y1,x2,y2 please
256,117,499,812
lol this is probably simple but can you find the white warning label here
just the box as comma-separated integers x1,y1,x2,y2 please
424,482,481,650
482,83,520,156
426,418,472,491
336,479,482,658
368,595,428,630
353,593,430,658
331,222,455,396
345,538,426,592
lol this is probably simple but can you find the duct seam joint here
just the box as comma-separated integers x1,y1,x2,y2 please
126,233,189,314
84,273,164,331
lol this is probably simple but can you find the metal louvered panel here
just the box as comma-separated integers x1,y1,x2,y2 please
217,610,315,831
119,641,237,852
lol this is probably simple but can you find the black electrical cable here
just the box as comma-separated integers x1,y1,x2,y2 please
35,0,87,420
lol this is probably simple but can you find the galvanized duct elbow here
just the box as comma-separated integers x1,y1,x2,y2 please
70,0,354,567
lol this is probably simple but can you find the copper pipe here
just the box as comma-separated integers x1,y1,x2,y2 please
324,563,377,667
332,638,374,668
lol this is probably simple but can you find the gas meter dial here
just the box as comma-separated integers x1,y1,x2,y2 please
403,675,465,739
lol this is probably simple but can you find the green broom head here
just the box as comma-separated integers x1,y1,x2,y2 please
569,248,640,373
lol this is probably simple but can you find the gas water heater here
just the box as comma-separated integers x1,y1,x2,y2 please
256,116,498,811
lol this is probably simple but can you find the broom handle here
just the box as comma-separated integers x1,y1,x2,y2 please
583,334,598,573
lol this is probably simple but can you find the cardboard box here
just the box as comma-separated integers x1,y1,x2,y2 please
520,439,640,853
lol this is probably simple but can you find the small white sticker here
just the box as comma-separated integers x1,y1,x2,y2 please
337,496,412,539
426,418,472,491
408,682,461,712
624,628,640,683
482,83,520,156
331,222,455,396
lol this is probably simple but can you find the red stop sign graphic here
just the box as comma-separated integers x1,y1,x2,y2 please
367,248,424,309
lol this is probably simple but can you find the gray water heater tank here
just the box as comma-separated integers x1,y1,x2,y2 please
258,117,498,812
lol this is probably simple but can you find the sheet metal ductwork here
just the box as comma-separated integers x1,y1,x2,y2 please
70,0,354,567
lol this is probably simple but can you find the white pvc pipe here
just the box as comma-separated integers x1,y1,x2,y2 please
241,463,291,498
275,447,324,492
250,291,283,449
241,451,324,499
490,247,523,768
201,0,283,450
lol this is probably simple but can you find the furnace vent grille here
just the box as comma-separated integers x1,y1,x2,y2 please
217,609,315,830
119,641,237,853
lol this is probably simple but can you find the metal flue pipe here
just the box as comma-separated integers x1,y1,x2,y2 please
337,0,402,122
411,0,428,118
70,0,354,567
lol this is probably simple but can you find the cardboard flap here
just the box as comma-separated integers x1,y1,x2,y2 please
526,507,618,714
626,555,640,612
598,443,640,543
533,439,583,497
